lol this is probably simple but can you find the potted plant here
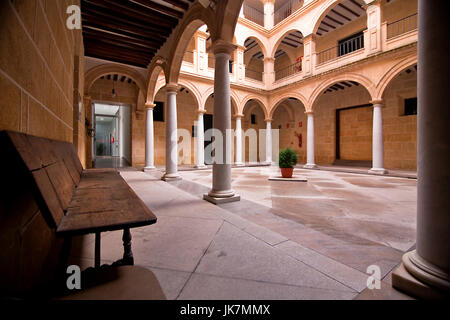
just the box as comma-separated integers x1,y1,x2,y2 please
279,148,298,178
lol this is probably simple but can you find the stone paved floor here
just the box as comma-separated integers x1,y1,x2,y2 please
69,166,416,300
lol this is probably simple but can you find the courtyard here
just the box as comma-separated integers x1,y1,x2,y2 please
69,166,416,299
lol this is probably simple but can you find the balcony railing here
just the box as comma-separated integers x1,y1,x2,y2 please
274,0,303,26
183,51,194,63
317,32,364,65
275,62,302,81
243,3,264,27
245,68,263,82
387,13,418,39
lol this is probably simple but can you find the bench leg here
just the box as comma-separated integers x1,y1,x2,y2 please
95,232,101,268
113,228,134,266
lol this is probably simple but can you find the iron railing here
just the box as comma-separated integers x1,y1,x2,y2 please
387,13,418,39
243,3,264,27
317,32,364,65
274,0,303,26
275,62,302,81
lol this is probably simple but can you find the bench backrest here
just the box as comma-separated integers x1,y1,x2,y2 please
0,130,83,297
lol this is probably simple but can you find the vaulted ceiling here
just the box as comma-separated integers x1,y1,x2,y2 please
81,0,194,68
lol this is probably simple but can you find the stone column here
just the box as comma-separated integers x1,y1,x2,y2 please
264,0,275,29
204,40,240,204
302,34,316,76
195,110,206,169
265,119,273,165
392,0,450,298
235,46,246,82
235,114,244,166
304,111,317,169
369,100,387,174
144,103,156,171
162,83,181,181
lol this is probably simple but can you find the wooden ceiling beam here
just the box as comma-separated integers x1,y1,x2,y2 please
331,8,351,22
131,0,184,19
81,7,172,37
83,28,160,50
338,3,360,17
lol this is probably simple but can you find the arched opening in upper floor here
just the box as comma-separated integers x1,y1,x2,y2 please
272,30,304,81
244,37,266,82
314,0,367,65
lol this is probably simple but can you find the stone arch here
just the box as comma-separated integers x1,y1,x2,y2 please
201,87,239,115
310,0,370,35
374,55,418,100
270,28,305,58
309,73,376,111
241,96,269,119
84,63,147,98
215,0,244,43
146,57,168,103
178,79,202,110
243,36,268,58
166,3,216,84
270,102,295,122
269,92,308,118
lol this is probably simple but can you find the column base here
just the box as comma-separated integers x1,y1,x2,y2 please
203,193,241,205
263,161,274,166
143,166,156,172
369,168,388,175
234,162,245,167
392,251,450,299
303,164,318,169
194,165,207,169
162,173,182,182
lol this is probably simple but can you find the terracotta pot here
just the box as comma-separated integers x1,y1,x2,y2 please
280,167,294,178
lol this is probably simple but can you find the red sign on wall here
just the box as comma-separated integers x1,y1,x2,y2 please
299,122,303,128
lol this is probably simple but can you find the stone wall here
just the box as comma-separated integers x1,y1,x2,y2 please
0,0,85,166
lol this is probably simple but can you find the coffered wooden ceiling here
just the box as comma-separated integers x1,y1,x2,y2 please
81,0,194,68
316,0,366,36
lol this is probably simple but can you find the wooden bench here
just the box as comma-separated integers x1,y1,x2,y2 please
0,130,165,299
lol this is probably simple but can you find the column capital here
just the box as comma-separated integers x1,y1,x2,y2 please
234,113,244,119
145,102,156,110
362,0,382,9
305,110,314,115
210,39,237,56
264,118,273,123
303,34,317,42
197,109,207,115
263,57,275,63
370,99,384,106
83,95,91,100
164,83,179,93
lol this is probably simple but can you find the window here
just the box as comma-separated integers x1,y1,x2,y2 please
154,101,164,122
251,114,256,124
338,31,364,57
229,61,233,73
404,97,417,116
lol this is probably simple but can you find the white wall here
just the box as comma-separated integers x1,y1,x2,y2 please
119,106,131,163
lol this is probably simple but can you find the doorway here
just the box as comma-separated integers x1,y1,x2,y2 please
93,103,131,168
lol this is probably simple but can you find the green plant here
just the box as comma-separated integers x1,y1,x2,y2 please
279,148,298,168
